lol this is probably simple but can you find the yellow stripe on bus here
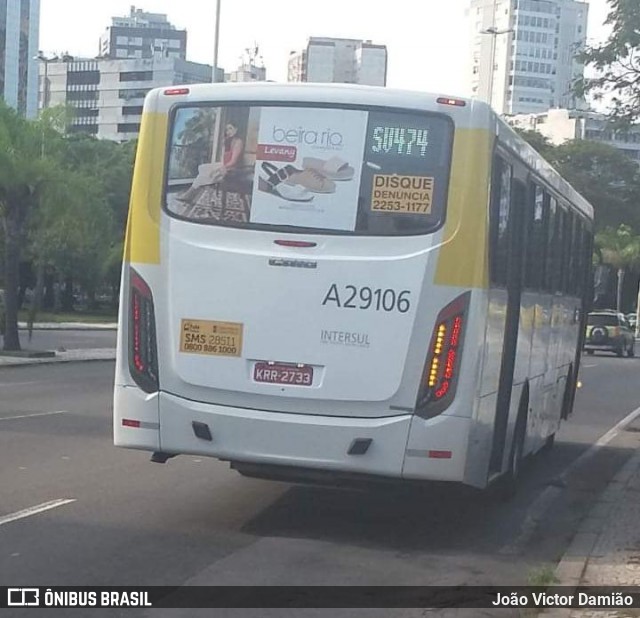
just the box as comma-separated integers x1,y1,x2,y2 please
434,128,494,289
123,112,168,265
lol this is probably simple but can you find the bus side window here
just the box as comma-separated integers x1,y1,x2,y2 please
490,155,512,287
556,206,568,293
569,215,579,296
525,183,547,291
544,195,557,292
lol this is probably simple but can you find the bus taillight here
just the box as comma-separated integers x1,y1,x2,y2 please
416,292,470,419
129,268,159,393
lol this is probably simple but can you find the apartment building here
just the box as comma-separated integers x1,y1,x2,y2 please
39,56,211,141
469,0,588,114
288,37,387,86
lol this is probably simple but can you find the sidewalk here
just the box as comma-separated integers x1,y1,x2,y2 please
0,321,117,366
547,425,640,617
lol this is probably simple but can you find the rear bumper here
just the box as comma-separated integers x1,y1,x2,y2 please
114,387,472,484
584,339,621,351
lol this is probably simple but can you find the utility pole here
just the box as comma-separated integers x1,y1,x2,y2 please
212,0,221,82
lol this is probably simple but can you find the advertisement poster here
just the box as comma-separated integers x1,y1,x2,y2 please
165,103,451,235
248,107,368,232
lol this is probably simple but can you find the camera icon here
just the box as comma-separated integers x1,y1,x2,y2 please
7,588,39,606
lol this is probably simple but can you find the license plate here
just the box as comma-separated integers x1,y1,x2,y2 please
254,363,313,386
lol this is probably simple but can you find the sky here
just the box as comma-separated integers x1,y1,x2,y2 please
40,0,612,96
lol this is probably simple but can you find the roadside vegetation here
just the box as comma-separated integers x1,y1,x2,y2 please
515,0,640,313
0,103,134,350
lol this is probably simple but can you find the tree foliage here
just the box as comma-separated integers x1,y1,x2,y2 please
576,0,640,124
595,224,640,310
516,130,640,234
0,102,135,350
552,140,640,232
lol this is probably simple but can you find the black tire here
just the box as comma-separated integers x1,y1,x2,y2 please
616,345,624,357
492,410,527,500
628,343,635,358
586,349,594,355
561,368,574,420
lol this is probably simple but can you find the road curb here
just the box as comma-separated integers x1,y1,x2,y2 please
17,323,117,331
0,350,116,368
543,445,640,617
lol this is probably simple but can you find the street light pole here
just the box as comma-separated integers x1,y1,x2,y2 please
213,0,221,83
35,51,56,112
480,26,514,110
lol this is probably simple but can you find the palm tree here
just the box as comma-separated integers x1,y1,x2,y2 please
595,224,640,314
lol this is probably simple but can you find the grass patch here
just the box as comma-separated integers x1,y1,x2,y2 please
527,565,559,587
18,310,117,324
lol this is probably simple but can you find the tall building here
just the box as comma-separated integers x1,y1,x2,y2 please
0,0,40,117
288,37,387,86
469,0,588,115
99,6,186,61
39,56,211,141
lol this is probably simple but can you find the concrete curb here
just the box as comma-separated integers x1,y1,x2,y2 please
0,349,116,367
17,322,117,331
543,446,640,617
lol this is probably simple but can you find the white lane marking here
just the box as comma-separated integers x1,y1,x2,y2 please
582,364,598,368
502,404,640,555
0,380,51,387
0,499,76,527
0,410,67,422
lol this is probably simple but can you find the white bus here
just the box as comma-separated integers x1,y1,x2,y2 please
114,83,594,491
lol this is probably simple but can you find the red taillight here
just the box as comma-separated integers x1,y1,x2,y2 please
274,240,317,248
416,292,470,418
122,419,141,428
436,97,467,107
164,87,190,96
129,268,159,393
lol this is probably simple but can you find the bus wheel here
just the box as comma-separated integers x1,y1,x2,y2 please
542,432,555,452
493,401,527,500
560,367,574,421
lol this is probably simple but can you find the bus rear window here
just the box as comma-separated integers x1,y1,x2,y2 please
164,103,453,236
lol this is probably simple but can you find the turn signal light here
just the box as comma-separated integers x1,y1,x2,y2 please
416,292,470,418
129,268,159,393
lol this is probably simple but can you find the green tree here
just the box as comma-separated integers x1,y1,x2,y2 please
552,140,640,232
514,128,557,160
595,224,640,311
576,0,640,124
0,103,58,350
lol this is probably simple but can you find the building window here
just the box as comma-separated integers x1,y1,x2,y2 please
122,105,143,116
119,71,153,82
118,122,141,133
67,71,100,86
68,125,98,135
119,88,150,100
67,90,99,101
74,108,99,118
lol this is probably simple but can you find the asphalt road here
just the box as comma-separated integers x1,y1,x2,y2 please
0,355,639,615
